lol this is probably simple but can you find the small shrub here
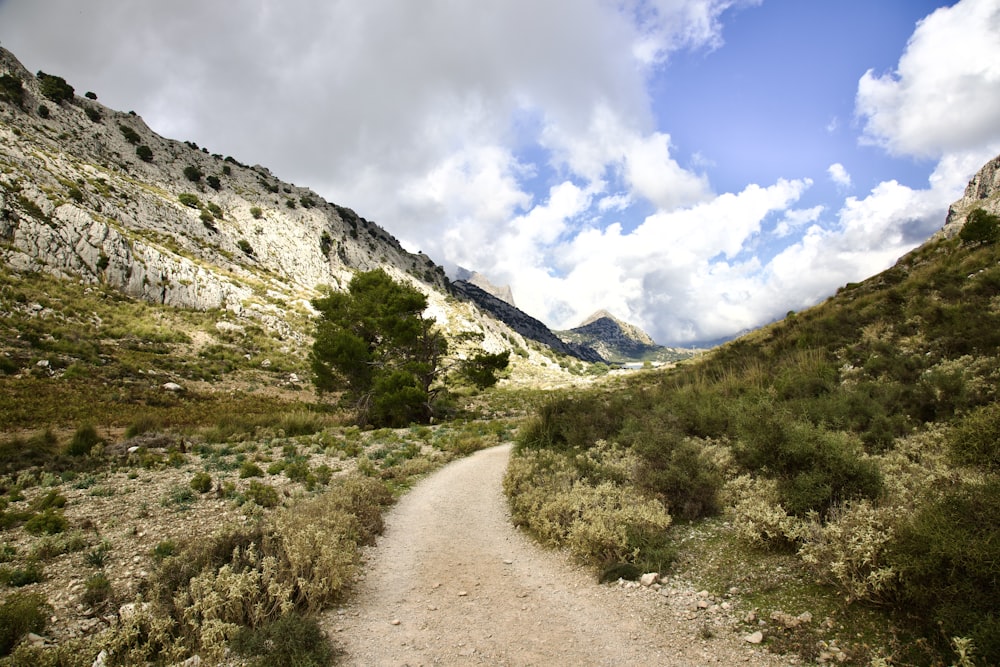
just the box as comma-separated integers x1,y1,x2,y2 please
948,402,1000,470
190,471,213,494
36,104,49,118
82,572,112,606
183,165,203,182
0,561,43,587
959,208,1000,247
889,480,1000,663
86,540,111,568
250,206,263,219
37,71,74,102
84,105,101,122
230,611,333,667
161,484,195,509
178,193,201,208
152,539,177,560
0,73,24,108
85,91,97,100
136,145,153,162
0,592,50,656
30,489,67,512
206,202,223,218
237,239,254,256
246,481,279,508
24,509,68,535
206,175,221,190
239,461,264,479
118,124,141,144
65,424,101,456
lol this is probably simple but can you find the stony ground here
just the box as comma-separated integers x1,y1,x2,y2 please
328,444,796,666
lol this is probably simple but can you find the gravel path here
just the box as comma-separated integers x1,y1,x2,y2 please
327,444,792,666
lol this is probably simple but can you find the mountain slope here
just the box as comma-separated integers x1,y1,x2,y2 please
557,310,698,364
0,47,589,382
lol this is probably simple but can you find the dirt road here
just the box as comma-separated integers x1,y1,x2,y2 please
328,444,789,666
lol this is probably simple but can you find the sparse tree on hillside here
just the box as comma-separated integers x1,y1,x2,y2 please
0,74,24,108
36,71,74,103
960,208,1000,247
311,269,448,427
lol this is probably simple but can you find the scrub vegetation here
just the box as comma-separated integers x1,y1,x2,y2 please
504,228,1000,665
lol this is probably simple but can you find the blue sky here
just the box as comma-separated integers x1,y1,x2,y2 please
2,0,999,345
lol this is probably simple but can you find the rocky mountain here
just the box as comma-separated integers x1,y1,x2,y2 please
450,280,604,363
451,267,516,306
0,47,590,380
557,310,698,364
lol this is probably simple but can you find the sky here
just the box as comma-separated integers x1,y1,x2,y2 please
2,0,999,346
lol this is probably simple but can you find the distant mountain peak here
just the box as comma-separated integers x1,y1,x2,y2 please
575,310,657,347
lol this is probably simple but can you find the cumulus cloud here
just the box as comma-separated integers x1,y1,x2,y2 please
856,0,1000,159
1,0,994,346
827,163,852,188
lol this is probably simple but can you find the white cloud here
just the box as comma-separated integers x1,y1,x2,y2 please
827,163,852,188
856,0,1000,159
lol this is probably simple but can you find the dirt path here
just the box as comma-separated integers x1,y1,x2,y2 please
327,444,790,666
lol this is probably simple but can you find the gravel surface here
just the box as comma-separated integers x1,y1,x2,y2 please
328,444,794,666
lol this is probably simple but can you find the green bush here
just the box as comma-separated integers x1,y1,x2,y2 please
178,193,201,208
239,461,264,478
250,206,263,219
183,165,203,183
189,472,213,494
237,239,254,256
136,145,153,162
118,124,141,144
246,481,279,508
206,175,221,191
888,479,1000,663
84,105,101,122
24,509,68,535
0,592,50,656
36,71,73,102
152,539,177,560
632,432,723,521
959,208,1000,247
733,403,882,517
82,572,112,606
230,611,332,667
0,561,43,587
0,74,24,108
65,424,101,456
36,104,49,118
948,402,1000,470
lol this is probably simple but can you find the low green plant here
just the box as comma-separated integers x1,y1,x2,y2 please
118,124,140,144
65,424,101,457
239,461,264,478
948,402,1000,470
0,561,43,587
178,193,200,208
136,145,153,162
246,481,279,508
189,471,213,494
24,509,68,535
152,539,177,560
888,479,1000,663
250,206,263,219
229,611,333,667
0,592,50,656
183,165,202,183
82,572,112,606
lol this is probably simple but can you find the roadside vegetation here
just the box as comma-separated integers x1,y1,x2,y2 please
503,220,1000,665
0,263,528,665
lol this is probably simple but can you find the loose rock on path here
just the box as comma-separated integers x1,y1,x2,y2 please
328,444,792,666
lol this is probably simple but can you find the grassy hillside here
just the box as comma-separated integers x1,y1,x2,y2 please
505,232,1000,665
0,264,542,665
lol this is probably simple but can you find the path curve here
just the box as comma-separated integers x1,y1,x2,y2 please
327,444,786,666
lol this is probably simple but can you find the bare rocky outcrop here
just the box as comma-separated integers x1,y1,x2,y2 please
936,153,1000,239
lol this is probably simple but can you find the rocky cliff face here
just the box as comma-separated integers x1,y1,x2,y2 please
0,47,580,377
936,153,1000,239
